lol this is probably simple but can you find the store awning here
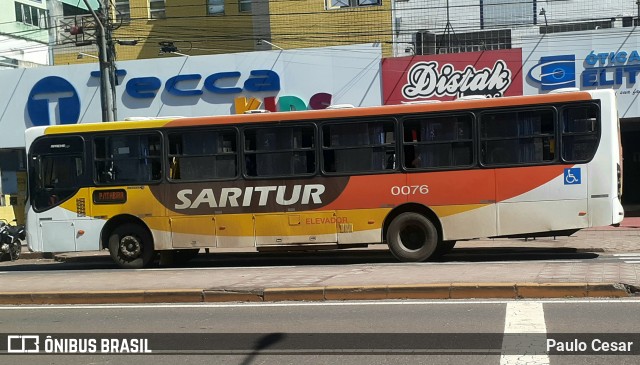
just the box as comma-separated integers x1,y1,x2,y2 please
59,0,101,11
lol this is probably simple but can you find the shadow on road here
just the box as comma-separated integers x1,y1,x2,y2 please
0,246,600,272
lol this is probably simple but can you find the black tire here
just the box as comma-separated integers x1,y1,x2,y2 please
9,239,21,261
433,240,456,257
386,212,439,262
108,223,155,269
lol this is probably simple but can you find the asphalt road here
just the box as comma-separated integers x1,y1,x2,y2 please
1,300,640,364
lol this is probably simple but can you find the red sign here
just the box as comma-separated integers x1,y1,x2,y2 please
382,49,523,105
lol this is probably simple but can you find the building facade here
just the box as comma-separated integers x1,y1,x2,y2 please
394,0,639,57
0,0,51,69
52,0,393,64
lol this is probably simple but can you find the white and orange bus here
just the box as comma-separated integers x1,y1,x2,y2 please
25,89,624,268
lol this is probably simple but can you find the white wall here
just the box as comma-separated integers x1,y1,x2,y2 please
0,35,49,67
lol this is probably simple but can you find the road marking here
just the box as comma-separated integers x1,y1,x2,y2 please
500,302,549,365
413,260,580,265
611,254,640,264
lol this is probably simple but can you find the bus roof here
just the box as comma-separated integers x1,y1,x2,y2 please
37,90,598,135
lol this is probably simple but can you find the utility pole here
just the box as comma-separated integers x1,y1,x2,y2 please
82,0,117,122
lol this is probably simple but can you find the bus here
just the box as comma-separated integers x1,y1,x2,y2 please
24,89,624,268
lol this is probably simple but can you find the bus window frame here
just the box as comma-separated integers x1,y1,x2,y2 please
166,126,240,183
319,117,398,176
558,102,602,164
400,111,476,172
91,130,164,186
478,105,559,168
241,122,318,180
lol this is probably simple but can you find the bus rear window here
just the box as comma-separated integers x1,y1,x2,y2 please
561,104,600,162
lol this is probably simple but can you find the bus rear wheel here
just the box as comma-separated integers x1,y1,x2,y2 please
386,212,439,262
108,223,155,269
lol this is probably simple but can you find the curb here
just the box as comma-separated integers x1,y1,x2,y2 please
0,283,633,305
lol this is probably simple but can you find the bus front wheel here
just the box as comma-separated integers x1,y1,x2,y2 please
108,223,155,269
387,212,439,262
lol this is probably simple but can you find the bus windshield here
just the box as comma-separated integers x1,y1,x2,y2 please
29,136,84,212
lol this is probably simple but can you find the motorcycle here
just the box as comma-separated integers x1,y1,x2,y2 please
0,219,25,261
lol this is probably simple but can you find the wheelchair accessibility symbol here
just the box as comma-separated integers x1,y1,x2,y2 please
564,168,581,185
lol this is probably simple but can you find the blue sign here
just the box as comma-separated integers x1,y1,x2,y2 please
27,76,81,126
121,69,281,99
564,168,581,185
528,55,576,91
529,50,640,91
582,50,640,87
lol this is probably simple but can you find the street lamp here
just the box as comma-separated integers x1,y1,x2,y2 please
77,52,98,59
158,41,189,56
539,8,548,27
257,39,284,50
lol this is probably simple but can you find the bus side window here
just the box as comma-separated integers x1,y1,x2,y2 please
94,134,162,184
245,125,314,177
324,121,394,173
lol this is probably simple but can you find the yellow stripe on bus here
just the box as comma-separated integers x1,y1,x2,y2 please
432,204,489,218
43,120,173,134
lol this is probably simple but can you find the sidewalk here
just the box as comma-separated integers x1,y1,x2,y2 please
1,218,640,304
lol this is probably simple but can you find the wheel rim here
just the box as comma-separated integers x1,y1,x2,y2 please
119,235,142,258
399,222,427,251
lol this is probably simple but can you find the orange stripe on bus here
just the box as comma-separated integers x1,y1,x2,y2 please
495,165,568,202
319,166,566,212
